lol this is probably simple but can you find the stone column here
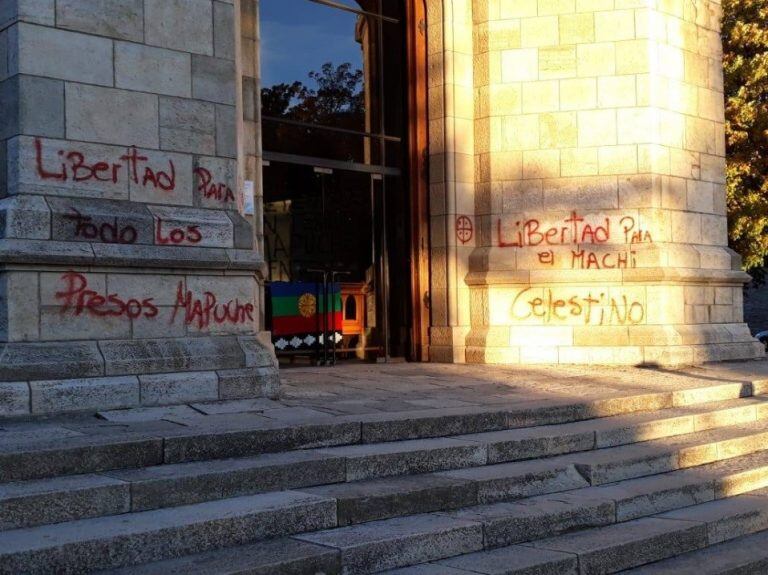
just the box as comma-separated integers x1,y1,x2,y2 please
464,0,763,365
427,0,477,362
0,0,278,417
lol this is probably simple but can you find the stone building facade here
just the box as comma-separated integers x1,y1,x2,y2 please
0,0,763,417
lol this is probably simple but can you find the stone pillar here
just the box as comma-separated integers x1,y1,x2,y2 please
0,0,278,417
464,0,763,365
427,0,477,362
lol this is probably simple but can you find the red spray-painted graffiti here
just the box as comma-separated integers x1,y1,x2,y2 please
456,216,474,244
56,272,159,319
171,282,254,329
194,167,236,204
65,207,138,244
55,272,255,329
155,219,203,245
35,138,176,192
497,212,654,270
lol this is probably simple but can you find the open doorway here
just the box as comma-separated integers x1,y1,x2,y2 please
259,0,426,365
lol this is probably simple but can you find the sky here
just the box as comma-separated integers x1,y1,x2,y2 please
260,0,365,88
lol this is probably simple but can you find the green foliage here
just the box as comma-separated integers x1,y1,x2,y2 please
723,0,768,276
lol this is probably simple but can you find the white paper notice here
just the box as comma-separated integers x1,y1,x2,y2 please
243,180,255,216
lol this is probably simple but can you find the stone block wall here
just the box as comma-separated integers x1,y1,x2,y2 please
0,0,278,417
455,0,763,365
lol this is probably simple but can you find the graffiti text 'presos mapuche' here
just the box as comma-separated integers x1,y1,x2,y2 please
55,272,254,329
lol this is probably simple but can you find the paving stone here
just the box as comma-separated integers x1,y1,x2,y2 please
0,423,84,446
0,433,163,482
162,419,361,463
319,437,487,481
657,495,768,545
56,0,144,42
0,474,129,530
105,450,345,511
444,492,615,548
457,425,595,464
190,398,282,415
295,513,484,574
0,491,337,575
100,538,341,574
622,528,768,574
438,459,589,504
360,407,508,443
529,517,708,574
436,545,579,575
302,475,478,526
382,564,468,574
97,405,203,423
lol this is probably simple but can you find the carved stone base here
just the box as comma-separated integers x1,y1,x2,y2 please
0,334,279,416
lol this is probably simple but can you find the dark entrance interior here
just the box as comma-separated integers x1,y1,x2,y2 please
260,0,417,364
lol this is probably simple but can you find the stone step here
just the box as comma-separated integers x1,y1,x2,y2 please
0,473,131,531
317,437,488,481
454,397,768,465
0,450,346,531
294,513,484,574
1,389,761,485
567,418,768,485
524,516,707,573
5,399,768,531
383,547,578,574
98,480,768,575
414,493,768,575
98,538,343,575
622,528,768,574
300,475,479,527
0,432,164,483
0,491,337,575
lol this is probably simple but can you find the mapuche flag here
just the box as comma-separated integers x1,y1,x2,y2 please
270,282,342,344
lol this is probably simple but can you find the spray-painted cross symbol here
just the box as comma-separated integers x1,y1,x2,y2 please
456,215,474,244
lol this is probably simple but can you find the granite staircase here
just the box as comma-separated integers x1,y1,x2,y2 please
3,380,768,573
